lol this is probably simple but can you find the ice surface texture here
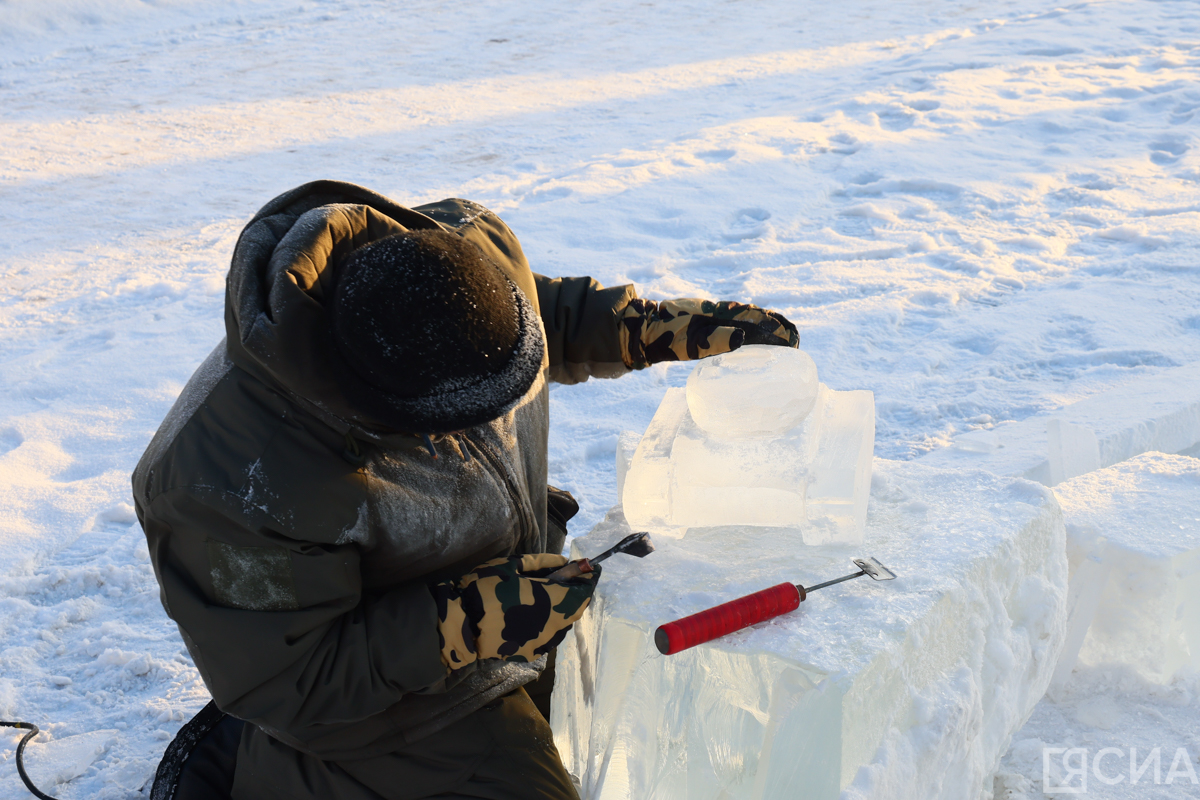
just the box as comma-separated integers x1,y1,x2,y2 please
686,347,820,438
552,460,1067,800
1052,452,1200,685
622,347,875,544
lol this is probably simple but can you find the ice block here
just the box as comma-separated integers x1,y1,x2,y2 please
621,347,876,544
686,346,820,438
919,360,1200,486
1052,452,1200,684
1046,418,1101,487
553,460,1068,800
615,430,642,501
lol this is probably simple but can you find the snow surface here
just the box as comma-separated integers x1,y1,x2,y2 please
2,0,1200,796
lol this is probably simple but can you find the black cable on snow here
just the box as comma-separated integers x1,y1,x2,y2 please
0,721,61,800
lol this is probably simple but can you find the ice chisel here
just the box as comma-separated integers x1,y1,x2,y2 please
654,557,897,655
548,532,655,582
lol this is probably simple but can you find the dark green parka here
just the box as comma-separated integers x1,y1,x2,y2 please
133,181,633,763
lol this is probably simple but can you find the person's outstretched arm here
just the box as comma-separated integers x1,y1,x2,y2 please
535,274,798,384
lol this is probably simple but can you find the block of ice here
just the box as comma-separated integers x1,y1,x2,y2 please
686,347,820,437
1053,452,1200,684
1049,527,1112,692
919,360,1200,486
621,347,875,544
954,429,999,453
614,430,642,501
552,460,1067,800
1046,418,1101,487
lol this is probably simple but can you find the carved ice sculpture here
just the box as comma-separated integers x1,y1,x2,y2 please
621,346,876,544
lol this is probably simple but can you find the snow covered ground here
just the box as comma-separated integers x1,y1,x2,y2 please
1,0,1198,796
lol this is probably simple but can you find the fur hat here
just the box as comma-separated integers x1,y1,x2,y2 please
330,230,543,433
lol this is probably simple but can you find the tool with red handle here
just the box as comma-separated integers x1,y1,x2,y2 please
654,557,897,655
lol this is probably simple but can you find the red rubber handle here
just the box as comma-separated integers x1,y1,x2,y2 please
654,582,804,655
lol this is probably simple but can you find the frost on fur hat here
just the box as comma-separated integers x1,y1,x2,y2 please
330,230,543,433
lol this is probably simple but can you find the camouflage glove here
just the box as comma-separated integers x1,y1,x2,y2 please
619,298,799,369
431,554,600,670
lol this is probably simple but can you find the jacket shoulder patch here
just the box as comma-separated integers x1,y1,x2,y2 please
207,539,300,611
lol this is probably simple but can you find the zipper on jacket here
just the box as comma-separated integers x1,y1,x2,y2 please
463,431,536,550
342,432,366,466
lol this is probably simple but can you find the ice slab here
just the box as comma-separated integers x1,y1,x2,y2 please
614,430,641,501
1052,452,1200,684
552,460,1067,800
1046,418,1101,487
687,346,820,437
21,729,118,790
919,361,1200,486
622,347,875,544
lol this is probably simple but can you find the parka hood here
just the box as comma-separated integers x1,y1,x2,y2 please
223,180,543,438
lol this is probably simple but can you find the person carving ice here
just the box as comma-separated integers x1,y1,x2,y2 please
132,180,797,800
